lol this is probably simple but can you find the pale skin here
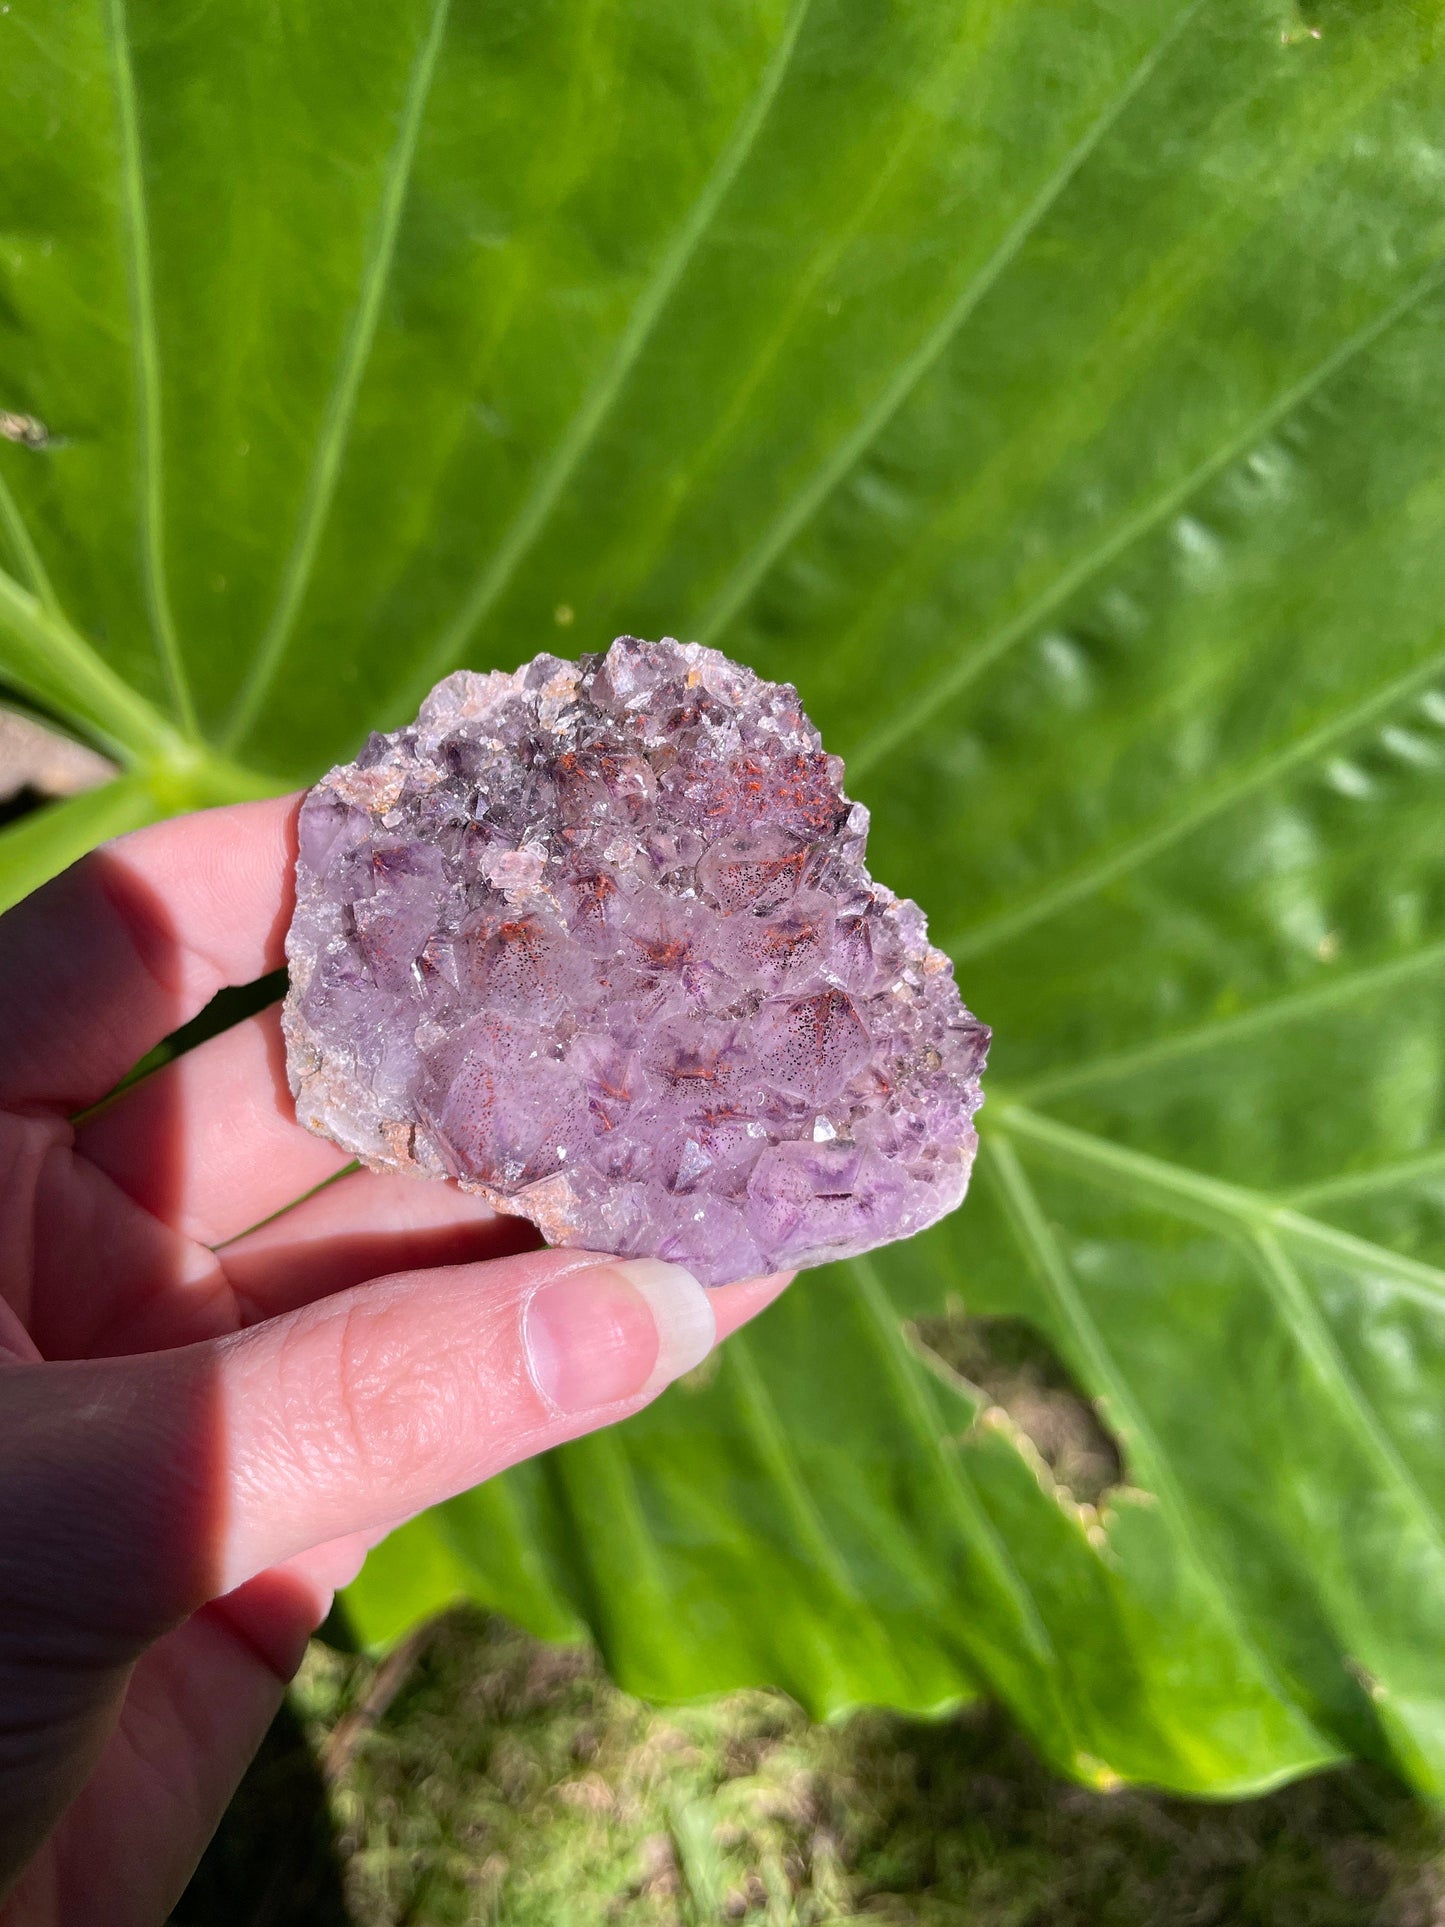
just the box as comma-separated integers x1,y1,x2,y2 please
0,794,791,1926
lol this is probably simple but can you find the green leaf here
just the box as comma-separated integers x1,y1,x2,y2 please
7,0,1445,1794
0,774,158,914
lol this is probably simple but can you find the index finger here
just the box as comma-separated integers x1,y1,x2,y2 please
0,792,301,1112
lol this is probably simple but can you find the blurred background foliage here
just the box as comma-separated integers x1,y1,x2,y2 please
6,0,1445,1840
176,1608,1445,1925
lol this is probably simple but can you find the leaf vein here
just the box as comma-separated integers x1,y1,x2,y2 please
223,0,453,748
0,561,176,760
1287,1147,1445,1209
847,257,1445,780
1012,936,1445,1104
849,1254,1058,1670
985,1134,1326,1730
694,0,1207,646
1251,1228,1445,1568
947,632,1445,962
725,1337,866,1608
394,0,817,709
994,1105,1445,1309
0,465,60,617
599,10,997,619
103,0,195,735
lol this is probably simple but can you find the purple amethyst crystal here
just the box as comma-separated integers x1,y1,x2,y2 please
283,637,989,1286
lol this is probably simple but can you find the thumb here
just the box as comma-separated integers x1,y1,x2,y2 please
205,1248,718,1596
0,1253,787,1906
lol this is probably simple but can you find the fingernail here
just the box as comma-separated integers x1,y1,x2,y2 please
523,1259,715,1415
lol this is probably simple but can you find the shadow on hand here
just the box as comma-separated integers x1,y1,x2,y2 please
0,822,542,1913
167,1693,350,1927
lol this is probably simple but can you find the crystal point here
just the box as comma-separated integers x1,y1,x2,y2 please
284,637,989,1286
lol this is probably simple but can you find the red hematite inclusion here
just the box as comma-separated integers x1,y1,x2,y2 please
283,637,990,1286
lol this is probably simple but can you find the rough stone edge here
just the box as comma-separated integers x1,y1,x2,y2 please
282,643,975,1264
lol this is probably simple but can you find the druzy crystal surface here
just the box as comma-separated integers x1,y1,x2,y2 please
284,638,989,1286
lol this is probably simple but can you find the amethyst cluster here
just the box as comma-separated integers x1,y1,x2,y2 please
284,637,989,1286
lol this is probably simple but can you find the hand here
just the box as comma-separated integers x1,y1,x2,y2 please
0,795,790,1927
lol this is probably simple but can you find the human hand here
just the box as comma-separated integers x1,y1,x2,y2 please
0,795,790,1927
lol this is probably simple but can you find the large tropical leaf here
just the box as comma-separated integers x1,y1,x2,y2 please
5,0,1445,1795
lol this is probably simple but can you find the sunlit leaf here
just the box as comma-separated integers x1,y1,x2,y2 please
5,0,1445,1794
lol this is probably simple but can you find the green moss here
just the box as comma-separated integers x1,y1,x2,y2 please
175,1611,1445,1926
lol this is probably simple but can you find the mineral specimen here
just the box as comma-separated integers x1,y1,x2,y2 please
283,637,989,1286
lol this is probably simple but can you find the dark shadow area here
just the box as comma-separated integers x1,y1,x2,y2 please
187,1608,1445,1927
314,1594,362,1655
168,1695,351,1927
0,782,52,831
0,846,238,1892
839,1702,1426,1927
